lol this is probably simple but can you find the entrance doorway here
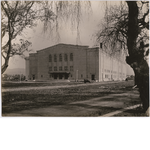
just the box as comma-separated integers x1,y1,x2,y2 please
50,73,70,80
65,74,69,79
91,74,95,80
32,75,35,80
54,74,57,79
59,74,63,79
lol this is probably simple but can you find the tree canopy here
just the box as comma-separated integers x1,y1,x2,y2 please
96,1,149,58
96,1,149,112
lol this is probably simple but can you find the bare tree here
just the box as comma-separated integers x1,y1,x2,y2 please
96,1,149,112
96,3,127,53
1,1,91,74
42,1,92,44
126,1,149,112
1,1,56,74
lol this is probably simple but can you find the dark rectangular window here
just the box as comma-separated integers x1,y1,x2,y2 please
54,66,57,71
70,66,73,71
105,74,108,78
59,54,62,61
59,66,62,71
100,43,103,48
54,54,57,62
70,53,73,61
64,66,68,71
49,67,52,71
64,54,68,61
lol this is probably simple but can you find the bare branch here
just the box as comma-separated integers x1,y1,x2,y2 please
1,1,10,17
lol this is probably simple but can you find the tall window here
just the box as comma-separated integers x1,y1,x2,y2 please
64,54,68,61
70,53,73,61
64,66,68,71
49,54,52,62
59,66,62,71
105,74,108,78
54,54,57,62
70,66,73,71
59,54,62,61
49,67,52,71
54,66,57,71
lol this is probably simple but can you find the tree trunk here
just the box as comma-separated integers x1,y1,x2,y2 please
127,57,149,112
1,59,9,74
1,16,12,74
138,62,149,112
126,1,149,112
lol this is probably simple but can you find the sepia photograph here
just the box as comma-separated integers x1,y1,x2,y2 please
1,0,149,117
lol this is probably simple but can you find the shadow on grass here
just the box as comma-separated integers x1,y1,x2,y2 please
2,93,105,114
113,106,147,117
2,81,139,116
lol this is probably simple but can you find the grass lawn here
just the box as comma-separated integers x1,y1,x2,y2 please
2,80,82,89
2,80,143,116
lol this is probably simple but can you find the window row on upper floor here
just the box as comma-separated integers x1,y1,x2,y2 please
49,53,73,62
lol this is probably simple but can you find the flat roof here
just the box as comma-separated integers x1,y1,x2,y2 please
36,43,89,52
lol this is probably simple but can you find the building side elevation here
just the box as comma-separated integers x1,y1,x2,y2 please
25,43,126,82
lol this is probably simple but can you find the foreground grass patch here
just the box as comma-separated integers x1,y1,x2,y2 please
2,81,82,89
2,81,140,116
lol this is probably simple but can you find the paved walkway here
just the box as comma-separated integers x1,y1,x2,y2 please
102,104,141,117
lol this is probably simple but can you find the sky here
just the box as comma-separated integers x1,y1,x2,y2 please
1,1,134,75
4,1,104,69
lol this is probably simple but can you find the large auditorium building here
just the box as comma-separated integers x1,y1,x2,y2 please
25,43,127,82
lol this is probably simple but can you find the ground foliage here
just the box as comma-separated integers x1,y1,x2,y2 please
2,81,82,89
2,81,142,116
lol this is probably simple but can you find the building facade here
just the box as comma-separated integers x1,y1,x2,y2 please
25,43,126,81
